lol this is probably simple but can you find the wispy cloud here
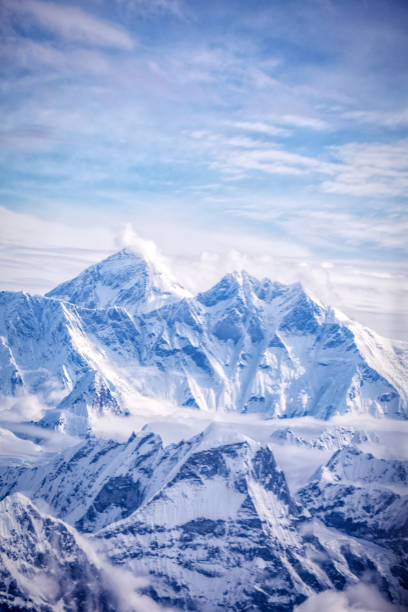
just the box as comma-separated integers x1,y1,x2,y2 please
228,121,290,137
118,0,184,19
277,114,328,130
5,0,135,49
343,106,408,128
189,127,408,199
323,140,408,197
216,145,330,176
296,209,408,253
228,202,408,255
190,129,334,177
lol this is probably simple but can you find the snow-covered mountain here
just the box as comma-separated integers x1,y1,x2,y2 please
270,425,380,450
1,424,406,610
46,247,191,315
297,446,408,545
0,250,407,436
0,429,168,532
0,247,407,611
92,425,406,610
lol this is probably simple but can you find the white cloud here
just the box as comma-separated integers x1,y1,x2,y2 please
211,142,334,177
6,0,135,50
5,39,115,76
186,125,336,179
188,122,407,200
0,394,46,423
118,0,184,18
296,209,408,252
0,426,42,464
68,531,168,612
229,121,290,137
277,114,328,130
3,422,81,452
343,107,408,128
322,140,408,197
114,222,191,294
295,581,405,612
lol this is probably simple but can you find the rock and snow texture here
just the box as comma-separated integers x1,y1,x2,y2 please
0,250,407,435
0,425,407,610
0,430,167,533
297,447,408,546
270,425,380,450
0,493,118,611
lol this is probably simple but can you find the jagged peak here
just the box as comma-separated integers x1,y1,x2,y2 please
45,247,190,314
197,268,319,313
197,269,264,307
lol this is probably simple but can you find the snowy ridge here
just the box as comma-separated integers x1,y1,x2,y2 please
91,429,406,610
0,424,407,610
1,250,407,436
270,425,380,451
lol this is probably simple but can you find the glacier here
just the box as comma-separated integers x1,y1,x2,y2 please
0,247,407,611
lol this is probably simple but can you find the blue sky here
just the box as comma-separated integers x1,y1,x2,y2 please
1,0,408,337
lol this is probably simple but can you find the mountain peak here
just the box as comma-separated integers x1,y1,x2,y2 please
197,268,308,309
45,248,190,315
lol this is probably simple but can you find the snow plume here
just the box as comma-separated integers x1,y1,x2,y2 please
116,223,171,274
295,582,405,612
115,222,191,295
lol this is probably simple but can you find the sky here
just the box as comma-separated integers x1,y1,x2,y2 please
1,0,408,339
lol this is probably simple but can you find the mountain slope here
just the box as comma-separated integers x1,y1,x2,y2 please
0,429,168,533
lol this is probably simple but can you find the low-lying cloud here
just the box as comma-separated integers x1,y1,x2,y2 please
295,581,406,612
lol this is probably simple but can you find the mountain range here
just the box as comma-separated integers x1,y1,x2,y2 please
1,248,407,437
0,248,407,611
